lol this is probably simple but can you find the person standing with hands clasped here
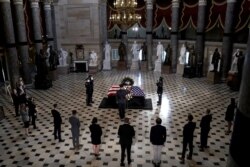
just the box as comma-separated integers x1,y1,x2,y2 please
51,104,64,142
150,117,167,166
116,84,127,120
199,109,212,151
180,114,196,164
85,75,94,106
69,110,81,150
118,118,135,166
89,117,102,157
156,77,163,106
225,98,236,135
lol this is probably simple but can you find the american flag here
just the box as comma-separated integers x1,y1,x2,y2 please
131,86,145,97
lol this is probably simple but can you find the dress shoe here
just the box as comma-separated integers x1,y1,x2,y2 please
204,145,209,148
91,101,94,103
87,104,92,106
59,139,64,142
120,162,125,166
187,156,192,160
179,157,185,164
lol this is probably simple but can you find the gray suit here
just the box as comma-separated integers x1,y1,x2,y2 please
69,115,80,148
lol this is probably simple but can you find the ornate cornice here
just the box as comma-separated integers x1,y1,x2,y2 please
199,0,207,6
172,0,180,8
0,0,10,3
227,0,236,3
13,0,23,5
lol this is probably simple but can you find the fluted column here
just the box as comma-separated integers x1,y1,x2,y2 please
13,0,31,83
121,25,129,68
30,0,42,51
100,0,108,60
195,0,207,77
0,0,19,88
226,27,250,167
170,0,180,73
222,0,237,78
146,0,153,70
43,0,54,46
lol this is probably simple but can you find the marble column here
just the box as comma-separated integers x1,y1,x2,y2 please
51,4,58,51
0,0,19,88
222,0,237,78
121,25,129,69
13,0,31,83
30,0,42,51
43,0,54,46
146,0,153,70
195,0,207,77
170,0,180,73
226,27,250,167
100,0,108,60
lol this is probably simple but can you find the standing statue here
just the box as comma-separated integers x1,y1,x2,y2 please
164,44,172,65
48,45,58,70
89,51,98,66
118,42,126,61
179,43,187,65
211,48,221,72
131,41,139,60
141,42,147,61
156,41,164,62
229,49,241,74
58,48,68,66
188,45,196,67
104,41,111,61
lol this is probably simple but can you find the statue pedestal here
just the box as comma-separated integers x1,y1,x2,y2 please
89,66,98,74
117,61,127,70
183,66,196,78
154,61,162,72
207,71,221,84
227,73,240,91
130,60,139,70
177,64,184,75
140,61,148,71
162,65,171,74
48,70,58,81
103,60,111,70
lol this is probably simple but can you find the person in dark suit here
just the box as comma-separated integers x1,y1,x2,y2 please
51,104,63,142
180,114,196,164
156,77,163,106
69,110,81,149
85,78,92,106
86,75,94,103
118,117,135,167
150,117,167,166
89,117,102,157
199,109,212,151
116,84,127,120
225,98,236,135
27,97,37,129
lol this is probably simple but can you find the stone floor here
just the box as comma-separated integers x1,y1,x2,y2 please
0,71,238,167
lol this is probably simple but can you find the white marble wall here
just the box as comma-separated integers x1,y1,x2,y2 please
54,0,102,69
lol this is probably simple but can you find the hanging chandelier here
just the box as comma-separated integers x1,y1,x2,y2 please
110,0,141,27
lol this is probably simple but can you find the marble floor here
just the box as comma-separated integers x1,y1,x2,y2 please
0,71,238,167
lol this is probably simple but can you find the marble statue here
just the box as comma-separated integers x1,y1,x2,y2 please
89,51,98,66
156,41,164,62
59,48,68,66
104,41,111,61
229,49,240,74
179,43,187,65
131,41,139,60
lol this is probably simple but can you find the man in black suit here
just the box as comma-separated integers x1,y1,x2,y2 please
118,117,135,167
150,117,167,166
199,109,212,151
116,84,127,120
180,114,196,164
156,77,163,106
85,77,92,106
51,104,63,142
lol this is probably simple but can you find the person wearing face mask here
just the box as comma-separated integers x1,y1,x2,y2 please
85,75,94,106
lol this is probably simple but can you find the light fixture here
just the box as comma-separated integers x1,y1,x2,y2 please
110,0,141,27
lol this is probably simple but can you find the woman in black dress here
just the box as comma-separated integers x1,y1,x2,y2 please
225,98,236,135
89,117,102,156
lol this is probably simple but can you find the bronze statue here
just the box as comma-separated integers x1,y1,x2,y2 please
211,48,220,72
164,44,172,65
118,42,126,61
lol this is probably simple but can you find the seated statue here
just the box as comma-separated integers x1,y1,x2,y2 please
89,51,98,66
